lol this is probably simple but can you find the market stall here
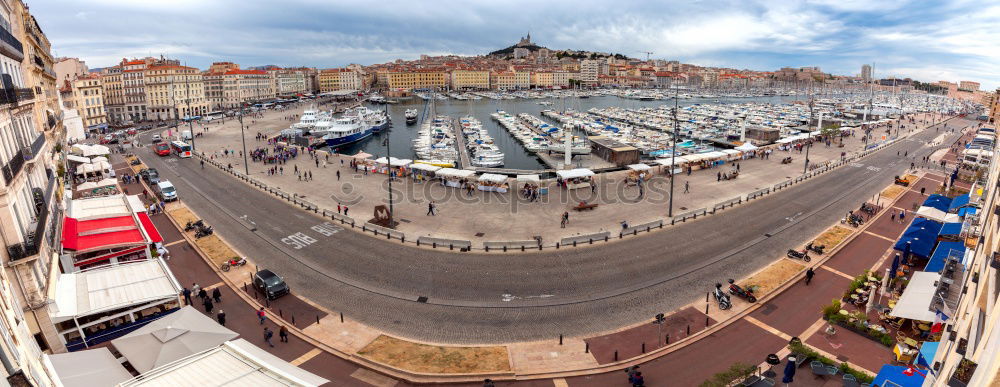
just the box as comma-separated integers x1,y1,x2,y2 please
410,163,441,182
556,168,594,190
516,174,544,198
373,157,412,177
436,168,476,188
626,164,651,182
477,173,510,192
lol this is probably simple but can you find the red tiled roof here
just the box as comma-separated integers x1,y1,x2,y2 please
224,69,267,75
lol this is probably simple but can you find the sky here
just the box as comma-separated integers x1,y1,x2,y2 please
31,0,1000,89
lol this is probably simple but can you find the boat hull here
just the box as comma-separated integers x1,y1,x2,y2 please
324,128,374,148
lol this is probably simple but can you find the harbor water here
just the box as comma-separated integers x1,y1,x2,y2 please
331,94,816,171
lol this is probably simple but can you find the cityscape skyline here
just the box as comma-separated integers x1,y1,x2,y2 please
31,0,1000,89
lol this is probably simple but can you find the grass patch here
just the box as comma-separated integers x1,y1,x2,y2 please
358,335,510,374
167,207,238,265
742,259,804,296
814,226,853,249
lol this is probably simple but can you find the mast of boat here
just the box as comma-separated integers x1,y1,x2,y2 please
668,82,679,217
384,103,394,221
805,84,814,174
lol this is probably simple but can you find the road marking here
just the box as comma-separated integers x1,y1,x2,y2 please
281,232,317,249
863,231,895,242
290,348,322,365
164,239,186,247
819,265,854,280
799,318,829,340
350,367,398,387
745,316,793,341
310,222,342,236
553,378,569,387
204,281,225,291
866,166,882,172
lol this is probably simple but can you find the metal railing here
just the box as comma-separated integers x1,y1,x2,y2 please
5,195,49,262
1,149,25,184
0,25,22,57
24,133,45,160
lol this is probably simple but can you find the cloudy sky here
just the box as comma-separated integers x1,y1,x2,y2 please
31,0,1000,89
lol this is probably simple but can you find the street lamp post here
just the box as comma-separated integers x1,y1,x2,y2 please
384,105,394,220
238,112,249,175
668,83,679,217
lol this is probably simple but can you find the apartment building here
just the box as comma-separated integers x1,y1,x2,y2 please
145,65,207,120
451,70,490,90
580,59,601,85
959,81,980,92
318,68,362,93
1,2,70,385
100,66,123,124
275,67,316,96
72,73,105,129
53,57,87,84
385,70,447,91
220,69,273,108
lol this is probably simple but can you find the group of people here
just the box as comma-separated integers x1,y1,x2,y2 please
520,184,541,202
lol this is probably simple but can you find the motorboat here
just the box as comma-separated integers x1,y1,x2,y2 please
405,109,418,125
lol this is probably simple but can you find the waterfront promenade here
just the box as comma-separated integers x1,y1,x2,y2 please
174,102,948,244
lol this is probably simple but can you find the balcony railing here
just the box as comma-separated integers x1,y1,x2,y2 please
23,133,46,160
5,190,49,262
0,25,23,59
0,85,34,105
1,148,25,184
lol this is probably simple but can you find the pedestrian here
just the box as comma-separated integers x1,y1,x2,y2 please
203,297,214,314
483,379,496,387
427,201,436,216
279,325,288,342
626,365,640,384
212,287,222,303
891,212,896,223
217,310,226,326
191,283,200,299
344,206,348,216
632,371,644,387
899,209,905,223
257,307,267,325
562,211,569,228
805,268,815,285
198,287,208,301
337,203,342,214
264,327,274,347
920,187,926,195
684,181,690,193
182,287,192,305
336,170,340,181
717,171,721,181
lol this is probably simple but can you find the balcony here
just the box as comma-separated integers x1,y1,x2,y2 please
0,25,23,61
0,84,34,106
23,133,46,160
1,148,25,184
5,185,51,263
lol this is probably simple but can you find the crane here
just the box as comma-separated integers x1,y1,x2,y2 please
639,51,653,61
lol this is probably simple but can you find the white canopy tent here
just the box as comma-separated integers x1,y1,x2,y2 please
49,260,182,323
735,143,758,151
436,168,477,179
75,181,98,191
721,149,742,158
66,154,91,164
67,194,132,220
653,158,681,167
410,163,441,172
915,206,962,223
516,174,540,183
71,144,110,157
45,347,132,387
478,173,509,184
556,168,595,179
627,164,651,171
91,156,109,163
890,271,940,322
373,157,413,167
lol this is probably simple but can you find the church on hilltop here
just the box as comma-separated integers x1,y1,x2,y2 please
516,33,532,47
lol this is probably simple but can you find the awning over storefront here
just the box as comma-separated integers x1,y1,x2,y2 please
45,347,132,387
890,271,940,322
138,213,163,243
112,306,238,373
67,194,132,220
938,222,962,236
922,194,952,212
62,216,146,252
917,341,940,368
117,339,329,387
49,259,182,322
948,194,970,211
925,241,966,273
893,218,943,259
871,365,926,387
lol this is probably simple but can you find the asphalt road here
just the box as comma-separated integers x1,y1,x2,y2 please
135,119,968,343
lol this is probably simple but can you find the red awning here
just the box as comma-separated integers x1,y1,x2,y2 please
76,216,136,234
73,245,148,267
137,213,163,243
62,215,147,252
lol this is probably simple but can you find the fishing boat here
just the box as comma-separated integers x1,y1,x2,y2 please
311,116,373,148
412,115,458,167
405,109,418,125
459,116,504,167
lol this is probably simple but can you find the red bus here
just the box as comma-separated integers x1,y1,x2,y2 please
153,142,170,156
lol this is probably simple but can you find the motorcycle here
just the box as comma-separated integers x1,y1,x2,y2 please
195,226,214,239
727,279,757,303
184,220,204,232
221,257,247,272
806,242,826,255
786,248,812,262
713,283,732,310
860,203,877,215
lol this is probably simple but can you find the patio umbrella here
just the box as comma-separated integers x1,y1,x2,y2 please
867,284,878,314
903,241,913,265
889,253,901,280
878,268,891,304
111,306,238,373
782,358,796,383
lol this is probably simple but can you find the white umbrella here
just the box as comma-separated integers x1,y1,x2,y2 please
94,178,117,188
877,268,891,305
111,306,238,373
75,182,98,191
91,156,109,163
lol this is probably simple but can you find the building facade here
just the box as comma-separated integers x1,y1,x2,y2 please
144,65,207,120
53,57,87,85
861,64,872,82
385,70,447,91
318,68,362,93
72,73,105,129
221,69,273,108
959,81,980,92
450,70,490,90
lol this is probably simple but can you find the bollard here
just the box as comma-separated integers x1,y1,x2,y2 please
614,350,618,361
243,283,247,293
292,315,295,324
706,316,710,327
573,241,578,247
265,298,269,308
687,325,690,335
340,312,344,323
642,342,645,353
705,303,709,314
279,309,283,318
316,315,320,324
666,334,670,344
559,334,563,345
585,342,589,353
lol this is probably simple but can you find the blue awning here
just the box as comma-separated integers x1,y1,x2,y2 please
872,365,925,387
958,207,978,217
948,194,970,211
938,223,962,236
925,241,965,272
894,218,943,259
918,341,940,368
922,195,952,212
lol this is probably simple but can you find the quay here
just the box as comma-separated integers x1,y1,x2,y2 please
452,117,472,169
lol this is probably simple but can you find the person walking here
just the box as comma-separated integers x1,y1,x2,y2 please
279,325,288,342
920,187,926,195
891,212,896,223
626,366,640,384
899,209,906,224
805,268,815,285
182,287,192,306
561,212,569,228
191,283,200,299
336,170,340,181
427,201,436,216
631,371,645,387
198,287,208,301
684,181,690,194
257,307,267,325
212,287,222,303
203,297,214,314
264,327,275,347
217,310,226,326
343,206,348,216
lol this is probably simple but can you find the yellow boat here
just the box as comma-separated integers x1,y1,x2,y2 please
414,160,455,168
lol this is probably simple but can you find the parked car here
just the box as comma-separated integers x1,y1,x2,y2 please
155,181,177,201
151,134,162,143
252,269,290,300
141,168,160,184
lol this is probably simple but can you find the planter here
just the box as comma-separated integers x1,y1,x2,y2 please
949,359,977,387
833,320,895,347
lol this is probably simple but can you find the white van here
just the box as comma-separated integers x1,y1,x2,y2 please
156,181,178,201
181,130,193,140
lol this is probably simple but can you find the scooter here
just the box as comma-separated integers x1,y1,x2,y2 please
787,248,812,262
727,279,757,303
806,242,826,255
184,220,204,232
221,257,247,272
195,225,214,239
713,283,732,310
